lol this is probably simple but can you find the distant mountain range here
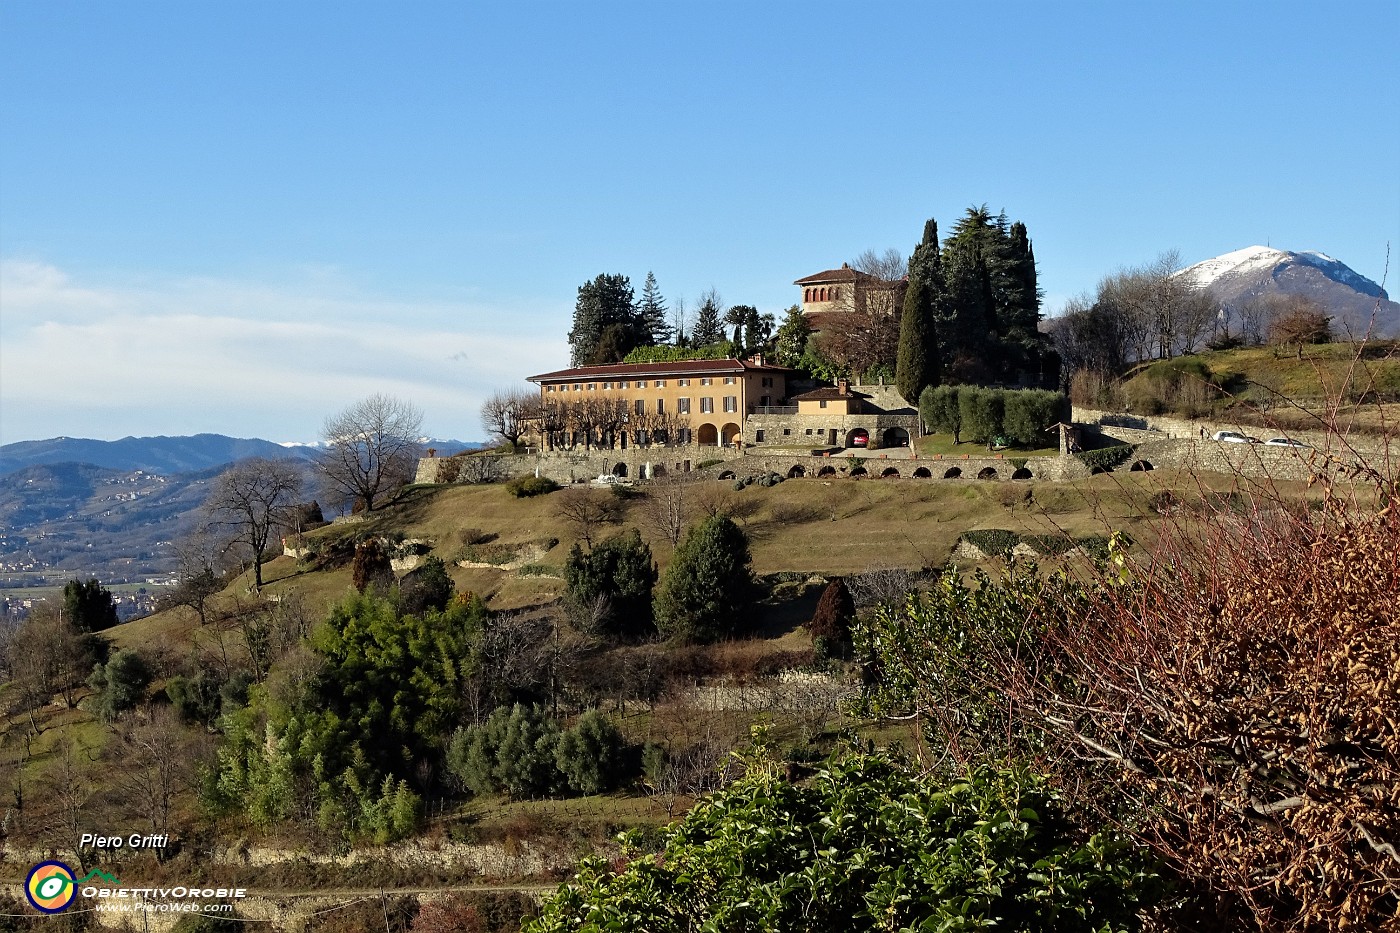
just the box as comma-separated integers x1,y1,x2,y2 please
1179,246,1399,338
0,433,483,476
0,433,485,582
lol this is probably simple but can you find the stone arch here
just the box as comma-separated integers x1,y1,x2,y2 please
881,426,909,448
697,423,719,446
717,470,736,481
943,467,963,479
977,467,999,480
611,462,628,478
818,465,837,477
1130,460,1154,472
880,467,900,478
913,467,932,478
849,466,868,477
721,422,742,446
787,465,806,478
1011,467,1033,480
845,427,870,448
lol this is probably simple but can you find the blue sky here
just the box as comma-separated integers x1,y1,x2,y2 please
2,0,1397,445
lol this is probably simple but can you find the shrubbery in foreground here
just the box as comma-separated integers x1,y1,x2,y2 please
527,745,1160,932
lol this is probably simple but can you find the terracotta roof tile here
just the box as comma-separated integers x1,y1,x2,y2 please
529,358,792,382
793,267,868,285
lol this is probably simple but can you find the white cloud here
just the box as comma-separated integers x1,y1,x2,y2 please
0,260,567,445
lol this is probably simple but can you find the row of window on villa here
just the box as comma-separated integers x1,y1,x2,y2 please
803,286,841,302
624,397,738,414
545,376,739,393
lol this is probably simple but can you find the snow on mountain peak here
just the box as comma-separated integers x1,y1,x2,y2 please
1180,246,1288,288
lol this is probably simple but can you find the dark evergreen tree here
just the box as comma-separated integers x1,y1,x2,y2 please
897,218,944,404
940,241,994,381
569,274,637,366
63,578,118,632
399,555,455,617
690,289,725,347
563,530,659,640
654,515,753,643
637,271,672,345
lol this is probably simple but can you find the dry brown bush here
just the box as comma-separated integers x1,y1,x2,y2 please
1012,475,1399,930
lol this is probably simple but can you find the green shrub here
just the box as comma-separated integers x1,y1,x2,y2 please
696,458,723,470
960,529,1023,556
564,530,658,639
459,542,519,565
1075,444,1138,472
88,649,152,719
506,475,559,498
555,710,630,796
526,753,1162,932
655,515,754,643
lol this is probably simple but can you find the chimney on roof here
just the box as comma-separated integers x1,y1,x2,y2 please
750,352,764,366
841,262,849,269
837,378,849,395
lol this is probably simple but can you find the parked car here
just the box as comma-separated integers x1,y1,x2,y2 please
1212,431,1259,444
1264,437,1311,448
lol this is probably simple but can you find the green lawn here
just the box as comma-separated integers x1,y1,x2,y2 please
913,433,1059,458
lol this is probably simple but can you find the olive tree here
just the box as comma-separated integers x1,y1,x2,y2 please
319,393,423,512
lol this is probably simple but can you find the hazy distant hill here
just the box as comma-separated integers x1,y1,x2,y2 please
1180,246,1399,338
0,433,485,476
0,462,225,581
0,433,317,476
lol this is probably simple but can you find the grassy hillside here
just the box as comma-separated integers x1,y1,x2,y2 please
1113,340,1400,425
108,467,1204,655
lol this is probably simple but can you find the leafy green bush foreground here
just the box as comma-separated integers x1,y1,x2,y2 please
527,743,1160,933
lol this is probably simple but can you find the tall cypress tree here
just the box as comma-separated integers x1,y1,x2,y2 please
637,271,671,345
896,218,944,404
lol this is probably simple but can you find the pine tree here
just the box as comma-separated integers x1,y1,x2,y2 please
690,288,725,347
637,271,672,345
569,274,637,366
896,218,944,404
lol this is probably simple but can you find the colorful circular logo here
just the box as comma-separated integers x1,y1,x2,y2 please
25,861,77,913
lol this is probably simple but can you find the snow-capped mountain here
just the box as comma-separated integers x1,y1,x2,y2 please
1179,246,1398,338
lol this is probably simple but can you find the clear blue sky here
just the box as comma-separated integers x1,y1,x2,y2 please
3,0,1397,445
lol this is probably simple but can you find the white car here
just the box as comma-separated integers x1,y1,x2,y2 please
1264,437,1311,449
1212,431,1259,444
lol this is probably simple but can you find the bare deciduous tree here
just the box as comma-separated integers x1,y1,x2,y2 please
554,487,625,549
479,387,538,451
319,393,423,512
204,458,302,590
641,476,695,547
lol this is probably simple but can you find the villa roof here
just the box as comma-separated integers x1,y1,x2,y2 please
789,385,870,401
529,357,792,383
793,264,868,286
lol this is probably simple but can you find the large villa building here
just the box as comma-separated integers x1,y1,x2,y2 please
522,265,921,456
527,356,794,450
